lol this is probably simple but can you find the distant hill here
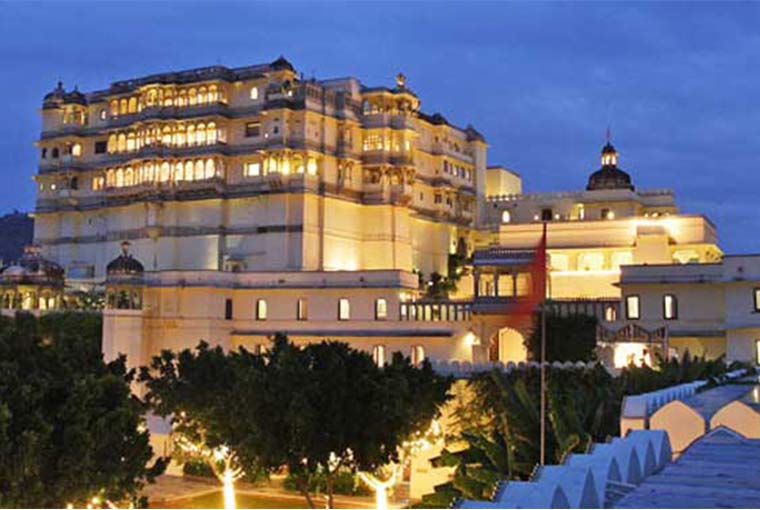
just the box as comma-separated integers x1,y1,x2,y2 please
0,211,34,266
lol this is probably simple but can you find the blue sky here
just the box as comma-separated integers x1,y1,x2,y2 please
1,1,758,252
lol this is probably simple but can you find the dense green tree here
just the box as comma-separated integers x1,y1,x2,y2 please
0,312,165,508
525,310,598,362
141,334,451,509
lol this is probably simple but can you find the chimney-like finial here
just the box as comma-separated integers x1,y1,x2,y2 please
120,240,131,256
396,72,406,89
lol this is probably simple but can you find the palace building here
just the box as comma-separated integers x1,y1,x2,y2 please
7,56,759,374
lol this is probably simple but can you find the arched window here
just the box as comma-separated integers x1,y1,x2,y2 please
110,100,119,116
194,160,204,181
306,157,318,176
250,86,259,100
410,345,425,366
144,163,154,183
204,159,215,179
176,125,186,146
604,304,617,322
51,147,59,158
663,294,678,320
338,298,350,320
124,167,134,186
207,122,217,144
187,125,196,146
184,161,194,181
160,162,171,182
161,126,172,146
147,89,157,106
115,168,124,187
126,133,136,152
117,134,126,153
208,85,217,103
177,90,187,107
119,99,128,115
372,345,386,367
107,134,117,153
196,123,207,145
501,210,511,223
256,299,267,320
375,298,388,320
174,162,184,182
188,88,197,106
198,87,207,105
128,97,137,113
106,169,114,187
71,143,82,157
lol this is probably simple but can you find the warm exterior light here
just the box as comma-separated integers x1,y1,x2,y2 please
613,342,652,368
464,331,479,346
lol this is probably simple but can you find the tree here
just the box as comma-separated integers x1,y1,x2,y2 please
525,310,598,362
241,336,451,508
0,312,165,508
141,335,451,509
140,341,264,510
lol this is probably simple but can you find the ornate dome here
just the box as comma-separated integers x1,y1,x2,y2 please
63,87,87,106
106,241,144,276
42,81,66,109
0,245,64,285
270,55,295,72
586,142,635,191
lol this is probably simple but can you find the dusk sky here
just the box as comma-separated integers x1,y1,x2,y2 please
1,1,758,252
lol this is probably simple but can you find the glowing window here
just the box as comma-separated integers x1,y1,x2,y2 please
604,304,617,322
612,251,634,270
245,162,261,177
306,158,318,176
372,345,386,367
99,109,107,121
297,298,308,321
754,288,760,312
250,86,259,100
204,159,215,179
411,345,425,366
579,252,605,271
71,143,82,157
626,295,640,320
501,210,511,223
550,253,569,272
338,298,350,321
375,298,388,320
756,339,760,365
256,299,267,321
663,294,678,320
673,250,700,264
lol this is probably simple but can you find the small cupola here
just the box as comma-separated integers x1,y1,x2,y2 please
586,135,634,192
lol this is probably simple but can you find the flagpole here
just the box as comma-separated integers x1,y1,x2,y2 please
539,221,547,466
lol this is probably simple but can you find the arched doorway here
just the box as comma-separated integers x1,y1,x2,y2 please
488,327,527,363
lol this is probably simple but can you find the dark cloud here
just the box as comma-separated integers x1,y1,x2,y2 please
1,1,758,252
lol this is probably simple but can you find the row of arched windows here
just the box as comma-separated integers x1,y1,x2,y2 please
261,153,319,176
107,122,222,153
109,84,226,117
102,158,222,188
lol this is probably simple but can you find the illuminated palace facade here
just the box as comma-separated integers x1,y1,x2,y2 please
17,56,760,372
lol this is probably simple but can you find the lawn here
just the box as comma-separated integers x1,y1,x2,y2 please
160,491,311,509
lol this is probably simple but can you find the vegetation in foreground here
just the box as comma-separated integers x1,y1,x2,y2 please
0,312,165,508
140,334,452,509
415,351,742,508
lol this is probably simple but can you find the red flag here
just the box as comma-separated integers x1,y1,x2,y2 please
513,222,547,315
